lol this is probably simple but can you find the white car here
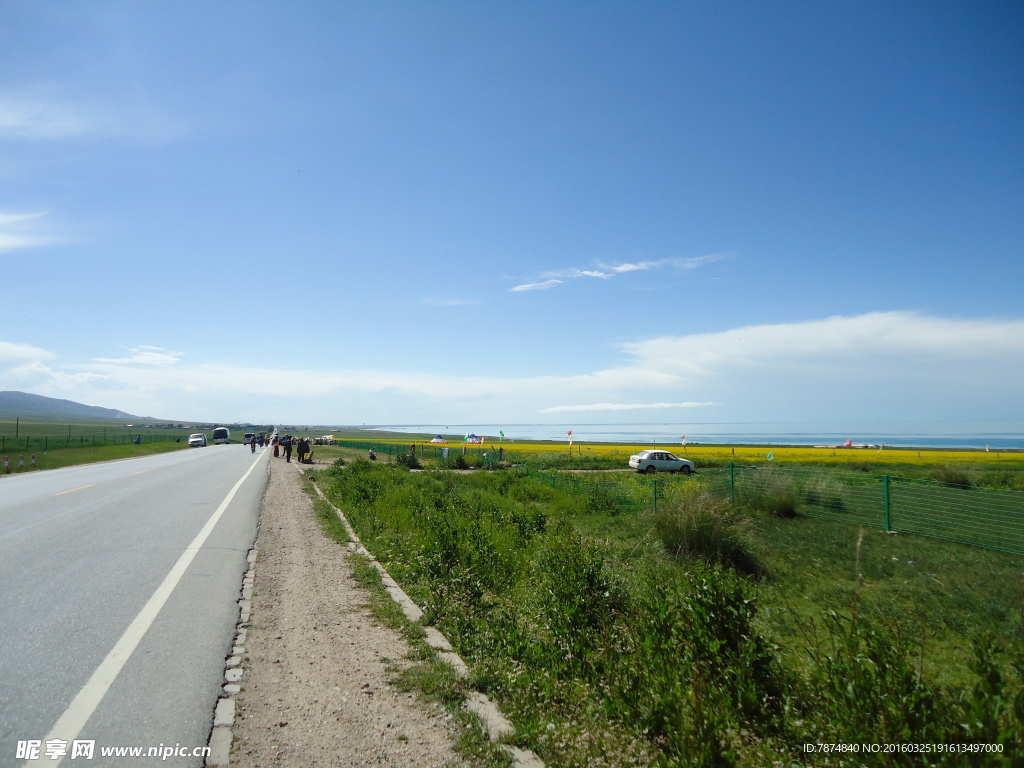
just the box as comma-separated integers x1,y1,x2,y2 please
628,449,694,474
188,433,207,447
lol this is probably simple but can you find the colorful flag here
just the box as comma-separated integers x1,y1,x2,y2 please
567,429,573,446
499,430,505,441
681,435,686,445
766,451,775,462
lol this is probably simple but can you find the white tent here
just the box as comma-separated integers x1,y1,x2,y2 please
430,435,447,443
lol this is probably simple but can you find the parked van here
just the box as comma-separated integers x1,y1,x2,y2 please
213,427,231,444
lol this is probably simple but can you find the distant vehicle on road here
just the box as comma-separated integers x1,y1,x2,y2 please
243,432,255,445
628,449,694,474
212,427,231,445
187,433,207,447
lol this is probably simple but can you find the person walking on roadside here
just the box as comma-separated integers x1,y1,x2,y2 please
284,435,293,463
297,436,310,464
272,435,280,458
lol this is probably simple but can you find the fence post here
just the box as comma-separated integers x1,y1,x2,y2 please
729,462,735,503
883,475,891,532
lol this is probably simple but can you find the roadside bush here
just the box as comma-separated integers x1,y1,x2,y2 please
654,488,762,577
585,481,629,515
603,565,783,765
802,478,848,515
978,469,1024,489
395,450,422,469
800,607,954,753
321,462,1022,766
738,470,800,518
934,464,977,488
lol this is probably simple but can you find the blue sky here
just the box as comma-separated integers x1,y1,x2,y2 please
1,1,1022,427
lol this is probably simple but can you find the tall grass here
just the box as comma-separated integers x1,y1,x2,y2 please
653,488,762,576
323,461,1024,766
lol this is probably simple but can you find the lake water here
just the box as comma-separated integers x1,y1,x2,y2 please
366,422,1024,450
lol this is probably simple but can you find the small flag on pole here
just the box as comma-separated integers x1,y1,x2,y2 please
766,451,775,462
499,430,505,442
567,429,573,446
681,435,686,445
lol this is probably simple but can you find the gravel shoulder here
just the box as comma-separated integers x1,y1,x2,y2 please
229,458,465,767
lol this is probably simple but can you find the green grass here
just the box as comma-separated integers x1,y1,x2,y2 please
1,440,194,472
318,461,1024,767
304,473,512,768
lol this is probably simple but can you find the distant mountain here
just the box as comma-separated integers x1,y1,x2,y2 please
0,391,143,422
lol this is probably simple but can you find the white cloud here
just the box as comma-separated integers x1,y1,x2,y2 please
92,346,183,365
511,253,725,292
622,311,1024,379
540,402,716,413
1,312,1021,423
0,341,54,365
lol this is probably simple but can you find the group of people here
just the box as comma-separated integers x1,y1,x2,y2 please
271,434,314,463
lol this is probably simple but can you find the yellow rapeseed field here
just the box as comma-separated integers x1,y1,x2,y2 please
345,436,1022,468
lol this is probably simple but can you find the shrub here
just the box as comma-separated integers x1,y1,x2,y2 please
654,488,763,577
934,464,977,488
979,470,1023,489
739,470,800,518
395,450,422,469
802,478,848,515
804,608,953,748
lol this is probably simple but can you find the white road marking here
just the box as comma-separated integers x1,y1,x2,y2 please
32,451,269,767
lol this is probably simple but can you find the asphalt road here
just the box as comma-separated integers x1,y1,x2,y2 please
0,444,270,767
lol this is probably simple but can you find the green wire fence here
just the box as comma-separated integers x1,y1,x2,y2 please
329,440,1024,555
520,464,1024,555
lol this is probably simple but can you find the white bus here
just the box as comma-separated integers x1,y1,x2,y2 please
212,427,231,444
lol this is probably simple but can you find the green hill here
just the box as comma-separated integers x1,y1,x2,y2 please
0,390,143,422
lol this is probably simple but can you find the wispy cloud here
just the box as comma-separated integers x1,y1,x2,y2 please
423,298,480,306
540,402,716,413
0,211,63,253
510,254,725,292
92,346,183,365
0,90,184,141
510,279,564,292
0,98,92,139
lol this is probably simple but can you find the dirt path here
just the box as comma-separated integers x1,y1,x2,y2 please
229,457,465,767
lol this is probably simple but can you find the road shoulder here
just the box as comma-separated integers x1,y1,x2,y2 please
226,458,465,767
